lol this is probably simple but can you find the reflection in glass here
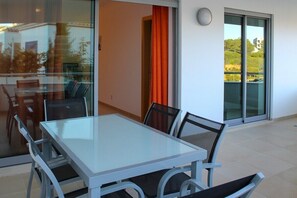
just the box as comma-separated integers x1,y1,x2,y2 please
0,0,95,163
224,15,242,120
246,18,266,117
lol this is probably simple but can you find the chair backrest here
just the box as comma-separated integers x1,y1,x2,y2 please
14,115,35,143
44,97,88,121
180,172,264,198
16,79,40,88
64,80,77,98
143,102,181,136
27,137,65,198
1,85,14,108
177,112,227,165
73,83,89,98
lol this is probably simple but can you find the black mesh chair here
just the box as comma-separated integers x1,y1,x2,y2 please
26,127,144,198
143,102,181,136
44,97,88,121
16,79,40,135
177,112,227,187
14,115,79,198
44,97,88,160
180,172,264,198
1,85,18,144
130,112,227,198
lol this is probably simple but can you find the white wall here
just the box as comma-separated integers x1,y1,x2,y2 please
179,0,297,121
99,1,151,116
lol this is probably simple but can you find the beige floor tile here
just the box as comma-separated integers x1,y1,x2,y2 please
256,175,297,198
240,138,281,153
263,147,297,165
0,163,31,177
285,143,297,153
0,174,26,195
0,191,26,198
250,191,268,198
215,161,261,181
222,130,253,144
276,166,297,185
258,134,297,148
218,142,259,163
242,153,295,177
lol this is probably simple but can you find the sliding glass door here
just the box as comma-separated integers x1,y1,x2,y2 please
224,11,270,125
0,0,96,167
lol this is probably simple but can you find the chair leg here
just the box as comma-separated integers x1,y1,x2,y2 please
8,114,15,145
208,169,214,187
5,108,10,135
26,162,35,198
7,109,13,137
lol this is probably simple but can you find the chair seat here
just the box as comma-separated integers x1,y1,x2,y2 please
130,169,190,198
35,164,78,183
63,187,133,198
180,173,264,198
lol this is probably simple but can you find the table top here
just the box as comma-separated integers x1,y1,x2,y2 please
40,114,207,187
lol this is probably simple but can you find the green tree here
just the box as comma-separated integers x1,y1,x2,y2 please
224,38,241,53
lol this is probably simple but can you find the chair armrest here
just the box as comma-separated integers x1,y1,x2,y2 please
34,139,48,145
157,165,192,197
180,179,208,197
47,155,68,168
202,162,221,169
26,139,48,148
101,181,144,198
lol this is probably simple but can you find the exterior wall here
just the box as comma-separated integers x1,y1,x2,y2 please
179,0,297,121
20,25,52,53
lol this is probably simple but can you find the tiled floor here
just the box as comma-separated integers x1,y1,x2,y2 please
1,116,297,197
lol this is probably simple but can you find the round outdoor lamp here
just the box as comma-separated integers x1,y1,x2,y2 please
197,7,212,26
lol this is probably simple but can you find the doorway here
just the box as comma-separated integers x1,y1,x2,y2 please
224,11,271,125
141,16,152,121
99,1,178,121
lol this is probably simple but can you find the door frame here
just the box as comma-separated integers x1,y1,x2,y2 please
224,9,272,126
141,16,152,121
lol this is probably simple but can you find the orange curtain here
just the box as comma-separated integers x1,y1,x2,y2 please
150,6,168,105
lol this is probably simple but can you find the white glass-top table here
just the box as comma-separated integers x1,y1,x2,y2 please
40,114,207,198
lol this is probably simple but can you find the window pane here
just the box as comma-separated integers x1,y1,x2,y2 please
224,15,243,120
246,18,266,117
0,0,95,164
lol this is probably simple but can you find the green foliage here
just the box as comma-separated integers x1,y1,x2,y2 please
224,38,241,53
225,39,264,82
0,45,46,73
0,52,11,73
225,51,241,65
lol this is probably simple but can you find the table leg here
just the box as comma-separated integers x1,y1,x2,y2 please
191,160,203,193
88,187,101,198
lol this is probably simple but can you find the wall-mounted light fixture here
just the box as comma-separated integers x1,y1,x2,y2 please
197,8,212,26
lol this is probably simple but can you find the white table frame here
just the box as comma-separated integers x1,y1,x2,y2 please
40,114,207,198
